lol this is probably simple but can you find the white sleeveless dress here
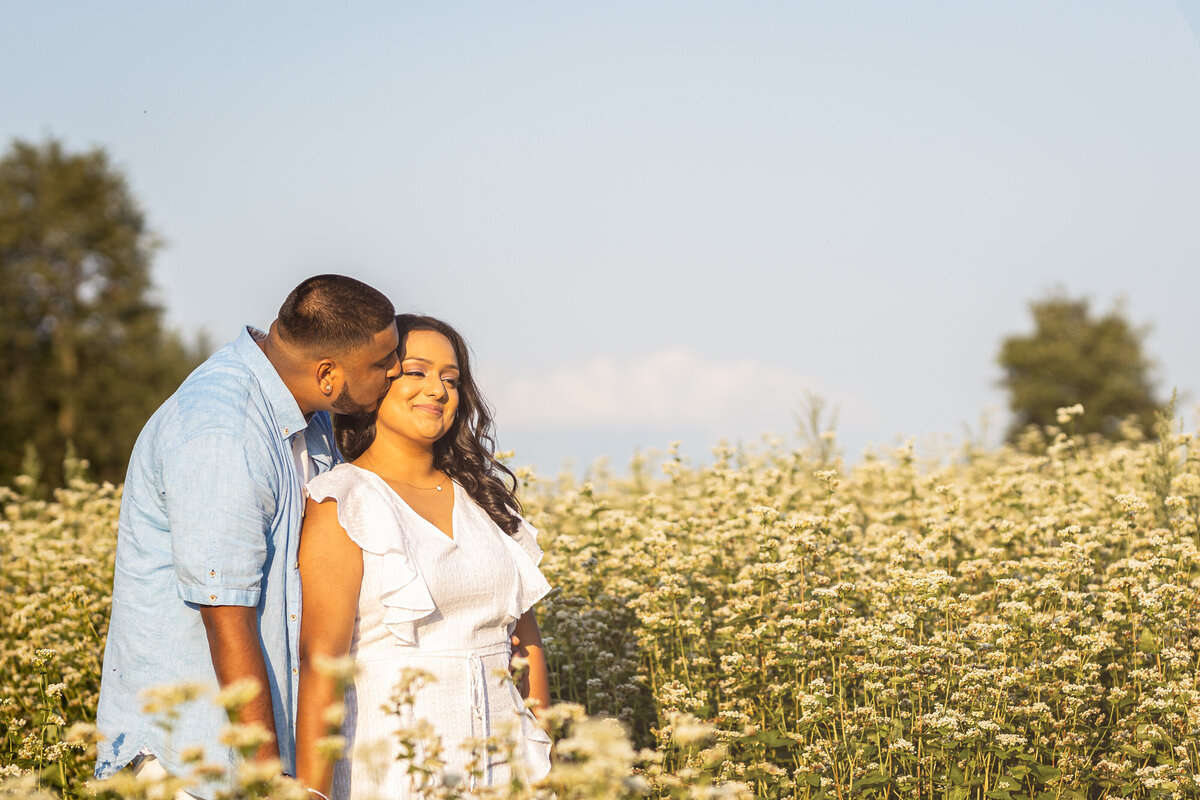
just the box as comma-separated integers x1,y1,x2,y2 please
305,463,553,799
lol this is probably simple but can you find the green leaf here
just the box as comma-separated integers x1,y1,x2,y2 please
855,771,890,787
752,728,798,747
985,791,1013,800
1030,763,1061,783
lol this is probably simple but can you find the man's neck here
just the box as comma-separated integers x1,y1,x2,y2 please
258,322,318,417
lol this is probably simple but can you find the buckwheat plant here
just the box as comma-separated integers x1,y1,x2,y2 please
525,413,1200,799
6,415,1200,798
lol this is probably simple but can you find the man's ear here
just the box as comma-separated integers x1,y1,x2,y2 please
316,359,338,397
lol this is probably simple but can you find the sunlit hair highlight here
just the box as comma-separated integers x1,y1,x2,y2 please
334,314,522,535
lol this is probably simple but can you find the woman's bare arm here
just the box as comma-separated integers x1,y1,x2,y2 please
512,609,550,716
295,497,363,796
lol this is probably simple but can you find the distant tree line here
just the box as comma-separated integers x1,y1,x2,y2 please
0,138,206,488
0,138,1169,489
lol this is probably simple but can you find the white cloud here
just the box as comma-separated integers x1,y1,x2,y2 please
487,349,814,434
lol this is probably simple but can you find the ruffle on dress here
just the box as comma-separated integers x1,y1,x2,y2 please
512,518,545,565
506,678,554,782
486,511,553,627
306,465,436,646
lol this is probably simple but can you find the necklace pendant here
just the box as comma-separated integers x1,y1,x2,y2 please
436,485,443,491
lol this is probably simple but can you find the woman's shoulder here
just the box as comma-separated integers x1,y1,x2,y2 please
306,464,409,557
306,464,401,530
510,515,545,566
306,462,374,501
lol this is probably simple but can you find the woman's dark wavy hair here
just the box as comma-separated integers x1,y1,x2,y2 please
334,314,522,535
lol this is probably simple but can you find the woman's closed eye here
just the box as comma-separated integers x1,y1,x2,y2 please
404,369,457,388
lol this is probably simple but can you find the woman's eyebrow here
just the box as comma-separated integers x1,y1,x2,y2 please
403,356,459,370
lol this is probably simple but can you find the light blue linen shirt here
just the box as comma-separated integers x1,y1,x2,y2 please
94,327,335,797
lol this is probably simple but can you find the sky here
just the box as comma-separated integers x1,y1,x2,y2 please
4,2,1200,475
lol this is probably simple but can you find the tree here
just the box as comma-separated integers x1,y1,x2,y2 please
998,294,1163,440
0,138,203,487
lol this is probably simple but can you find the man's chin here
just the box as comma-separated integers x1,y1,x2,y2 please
331,400,377,417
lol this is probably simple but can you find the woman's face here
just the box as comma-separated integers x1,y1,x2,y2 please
375,329,460,447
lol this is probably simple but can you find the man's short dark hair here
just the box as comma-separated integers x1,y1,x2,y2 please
277,275,395,355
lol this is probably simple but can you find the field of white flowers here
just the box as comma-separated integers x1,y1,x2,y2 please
2,411,1199,799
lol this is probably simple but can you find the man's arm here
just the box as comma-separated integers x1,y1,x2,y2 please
161,432,281,763
199,606,278,763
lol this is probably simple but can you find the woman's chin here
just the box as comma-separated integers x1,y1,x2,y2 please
398,429,447,446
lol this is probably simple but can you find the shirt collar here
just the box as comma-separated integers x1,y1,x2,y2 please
235,326,309,440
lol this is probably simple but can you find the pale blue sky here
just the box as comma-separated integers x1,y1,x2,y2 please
4,2,1200,473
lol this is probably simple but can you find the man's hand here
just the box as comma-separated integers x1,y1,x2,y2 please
199,605,279,763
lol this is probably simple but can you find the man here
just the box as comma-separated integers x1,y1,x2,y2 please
94,275,401,798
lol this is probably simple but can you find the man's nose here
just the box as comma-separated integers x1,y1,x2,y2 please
385,358,401,380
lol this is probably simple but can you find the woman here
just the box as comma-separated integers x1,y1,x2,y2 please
295,314,553,799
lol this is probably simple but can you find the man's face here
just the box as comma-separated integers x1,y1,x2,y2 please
332,324,401,415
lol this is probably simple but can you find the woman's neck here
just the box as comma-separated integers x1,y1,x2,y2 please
355,439,440,484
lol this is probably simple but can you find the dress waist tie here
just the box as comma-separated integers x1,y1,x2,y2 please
468,653,490,790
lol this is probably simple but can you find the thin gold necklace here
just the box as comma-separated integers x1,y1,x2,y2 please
358,457,448,492
391,473,448,492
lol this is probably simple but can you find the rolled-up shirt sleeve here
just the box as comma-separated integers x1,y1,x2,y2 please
163,432,277,607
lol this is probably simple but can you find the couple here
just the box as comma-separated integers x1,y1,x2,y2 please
93,275,552,799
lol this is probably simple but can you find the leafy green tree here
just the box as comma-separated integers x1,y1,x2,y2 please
0,138,203,487
998,294,1163,440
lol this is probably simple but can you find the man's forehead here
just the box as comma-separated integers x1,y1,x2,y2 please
341,324,398,365
376,323,400,352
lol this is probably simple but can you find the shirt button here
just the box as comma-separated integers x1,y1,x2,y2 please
290,614,297,621
294,561,300,570
209,594,217,601
293,668,298,675
283,427,290,435
209,570,216,578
